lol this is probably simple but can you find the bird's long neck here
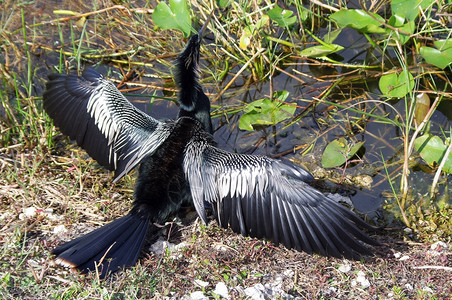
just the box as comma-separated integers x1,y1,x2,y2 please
175,34,213,134
176,34,201,112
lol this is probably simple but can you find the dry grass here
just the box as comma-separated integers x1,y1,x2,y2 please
1,150,451,298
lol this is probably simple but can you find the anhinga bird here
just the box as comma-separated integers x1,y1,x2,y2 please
44,23,378,279
45,23,212,277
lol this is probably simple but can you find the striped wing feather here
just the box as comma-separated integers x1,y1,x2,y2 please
184,143,377,259
43,68,172,180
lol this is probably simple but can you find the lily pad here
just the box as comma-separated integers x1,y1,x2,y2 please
420,45,452,69
330,9,386,34
391,0,436,21
379,70,414,98
414,134,452,174
152,0,191,37
239,91,296,131
322,138,364,168
434,39,452,50
267,5,297,28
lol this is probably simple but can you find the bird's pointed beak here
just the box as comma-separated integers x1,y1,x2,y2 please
197,11,214,42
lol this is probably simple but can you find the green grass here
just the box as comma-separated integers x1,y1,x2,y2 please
0,0,451,298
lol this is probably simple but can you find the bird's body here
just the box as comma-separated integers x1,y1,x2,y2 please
46,27,212,277
45,22,378,279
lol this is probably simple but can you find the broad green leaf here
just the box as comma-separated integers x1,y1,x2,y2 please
434,39,452,50
321,138,364,168
387,14,415,45
391,0,436,21
267,5,297,28
379,70,414,98
239,91,295,131
330,9,385,34
152,0,191,37
274,90,289,102
414,134,452,174
299,44,344,58
420,46,452,69
419,0,436,9
239,101,271,131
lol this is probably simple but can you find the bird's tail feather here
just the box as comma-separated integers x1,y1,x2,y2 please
52,213,150,278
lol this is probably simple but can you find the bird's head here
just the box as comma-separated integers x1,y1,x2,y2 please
177,12,211,77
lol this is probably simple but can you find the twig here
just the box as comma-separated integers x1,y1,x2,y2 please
309,0,339,12
412,266,452,271
47,275,72,284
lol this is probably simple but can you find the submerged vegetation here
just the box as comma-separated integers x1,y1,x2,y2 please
1,0,451,298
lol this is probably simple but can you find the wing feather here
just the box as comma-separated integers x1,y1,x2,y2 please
184,141,377,258
43,68,172,180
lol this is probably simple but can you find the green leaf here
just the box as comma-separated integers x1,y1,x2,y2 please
414,134,452,174
330,9,386,33
299,44,344,58
255,14,270,30
298,6,309,22
267,5,297,28
218,0,232,9
391,0,436,21
152,0,191,37
321,138,364,168
434,39,452,50
386,14,415,45
239,91,296,131
379,70,415,98
420,45,452,69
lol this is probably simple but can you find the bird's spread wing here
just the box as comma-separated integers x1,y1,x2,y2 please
43,68,172,180
184,140,377,259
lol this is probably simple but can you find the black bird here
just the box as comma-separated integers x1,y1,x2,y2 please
45,29,378,279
